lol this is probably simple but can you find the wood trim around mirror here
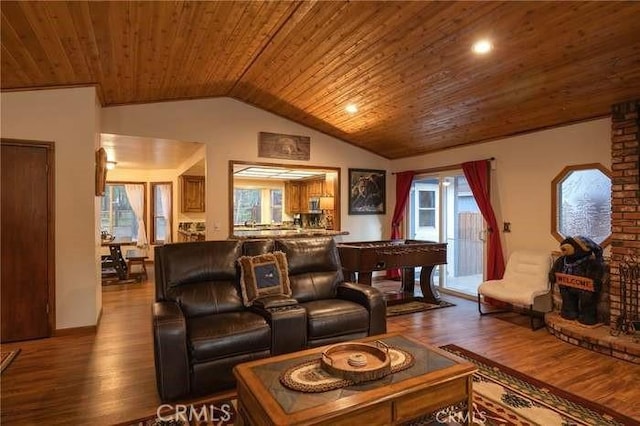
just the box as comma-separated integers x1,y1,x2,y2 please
229,160,341,236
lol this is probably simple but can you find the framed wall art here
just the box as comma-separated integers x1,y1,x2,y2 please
258,132,310,161
348,168,386,215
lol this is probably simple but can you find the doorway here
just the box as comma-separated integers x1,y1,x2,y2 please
1,139,55,342
407,172,485,297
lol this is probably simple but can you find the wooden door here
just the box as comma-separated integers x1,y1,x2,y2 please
1,140,54,342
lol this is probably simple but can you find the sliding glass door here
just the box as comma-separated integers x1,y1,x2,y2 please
407,172,485,297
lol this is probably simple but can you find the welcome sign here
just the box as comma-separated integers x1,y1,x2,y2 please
555,273,595,292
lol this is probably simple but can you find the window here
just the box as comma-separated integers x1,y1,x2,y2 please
270,189,282,223
101,183,147,241
418,190,436,227
234,188,262,225
233,187,284,225
151,182,172,244
552,163,612,246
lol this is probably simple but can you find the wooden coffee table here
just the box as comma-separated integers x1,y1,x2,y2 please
233,333,476,425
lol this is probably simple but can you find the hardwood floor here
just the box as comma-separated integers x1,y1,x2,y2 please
1,271,639,425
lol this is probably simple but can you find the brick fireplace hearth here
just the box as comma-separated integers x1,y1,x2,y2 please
546,99,640,364
609,99,640,329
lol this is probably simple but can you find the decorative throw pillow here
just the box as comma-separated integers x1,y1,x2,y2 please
238,251,292,306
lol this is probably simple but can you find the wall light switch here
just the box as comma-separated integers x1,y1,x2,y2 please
503,222,511,233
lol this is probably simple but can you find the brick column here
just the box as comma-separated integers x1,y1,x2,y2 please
610,99,640,327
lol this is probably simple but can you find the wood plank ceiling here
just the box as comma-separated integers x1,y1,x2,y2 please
2,1,639,159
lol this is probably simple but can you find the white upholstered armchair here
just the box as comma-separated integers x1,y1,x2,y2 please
477,250,553,330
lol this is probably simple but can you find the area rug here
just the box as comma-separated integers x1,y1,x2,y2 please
0,349,20,374
123,345,634,426
386,300,455,317
431,344,635,426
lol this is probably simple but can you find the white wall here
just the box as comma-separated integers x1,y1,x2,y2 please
1,87,101,329
391,118,611,258
101,98,391,242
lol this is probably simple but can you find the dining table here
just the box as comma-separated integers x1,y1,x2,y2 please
101,238,136,281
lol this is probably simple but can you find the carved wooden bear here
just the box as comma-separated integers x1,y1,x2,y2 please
549,236,605,325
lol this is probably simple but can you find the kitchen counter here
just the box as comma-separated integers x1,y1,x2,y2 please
233,226,299,231
178,221,206,242
231,229,349,239
178,229,206,242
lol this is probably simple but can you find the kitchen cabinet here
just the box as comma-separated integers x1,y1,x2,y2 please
285,181,302,214
307,179,324,197
299,182,309,213
285,178,327,214
181,175,205,212
324,173,336,197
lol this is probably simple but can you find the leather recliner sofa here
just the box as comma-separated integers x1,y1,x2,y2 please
153,236,386,401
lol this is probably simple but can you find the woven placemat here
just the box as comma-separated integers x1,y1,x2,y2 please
280,346,414,393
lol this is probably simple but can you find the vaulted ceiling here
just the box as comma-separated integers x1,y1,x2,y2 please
2,1,639,159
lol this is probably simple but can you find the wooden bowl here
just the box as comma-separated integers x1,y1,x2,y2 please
320,342,391,383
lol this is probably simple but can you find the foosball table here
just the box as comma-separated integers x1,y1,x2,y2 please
337,240,447,305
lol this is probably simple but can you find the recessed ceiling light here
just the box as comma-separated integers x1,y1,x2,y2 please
472,39,493,55
345,104,358,114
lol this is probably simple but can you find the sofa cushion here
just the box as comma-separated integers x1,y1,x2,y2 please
302,299,369,339
238,251,292,306
155,240,245,311
158,240,242,289
167,279,244,318
275,237,343,302
242,239,275,256
188,311,270,362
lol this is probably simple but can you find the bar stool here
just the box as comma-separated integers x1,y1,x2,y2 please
125,249,149,281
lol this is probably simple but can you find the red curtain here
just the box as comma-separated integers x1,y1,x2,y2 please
462,160,505,280
386,171,416,279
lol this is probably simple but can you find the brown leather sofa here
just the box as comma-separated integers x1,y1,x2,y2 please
153,237,386,401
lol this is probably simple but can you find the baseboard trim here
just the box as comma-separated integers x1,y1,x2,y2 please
54,321,99,337
439,288,477,301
